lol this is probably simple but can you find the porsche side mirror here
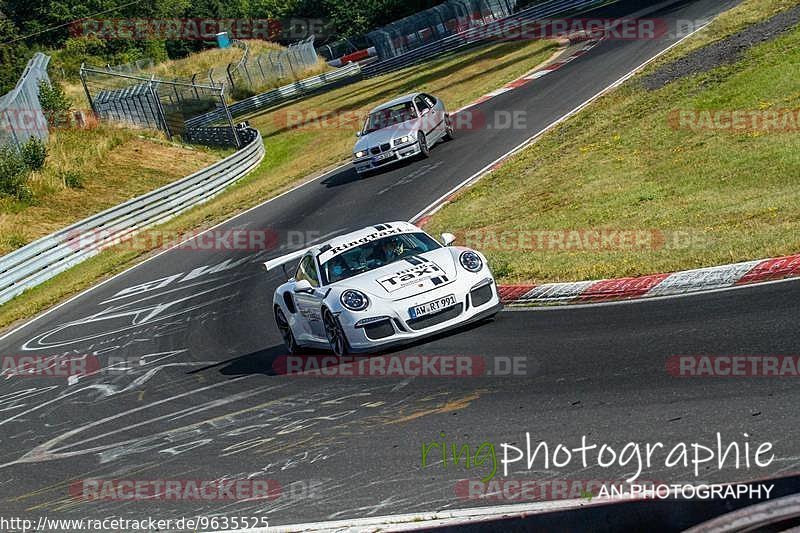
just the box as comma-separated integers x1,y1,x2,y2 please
293,279,315,294
441,232,456,246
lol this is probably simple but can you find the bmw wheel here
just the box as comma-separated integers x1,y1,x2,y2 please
417,131,430,158
275,306,299,354
323,309,349,357
443,114,455,140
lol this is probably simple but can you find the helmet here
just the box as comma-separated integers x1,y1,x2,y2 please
384,236,404,258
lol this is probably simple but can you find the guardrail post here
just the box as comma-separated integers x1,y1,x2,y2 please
256,56,266,80
219,88,240,148
227,64,236,90
191,74,200,99
149,75,172,140
79,64,98,117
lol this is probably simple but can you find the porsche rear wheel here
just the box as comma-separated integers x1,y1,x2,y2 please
323,309,349,357
275,307,299,354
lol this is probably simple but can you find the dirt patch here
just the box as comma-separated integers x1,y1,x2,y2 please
641,5,800,89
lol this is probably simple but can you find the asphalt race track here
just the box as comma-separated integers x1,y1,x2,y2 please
3,0,798,526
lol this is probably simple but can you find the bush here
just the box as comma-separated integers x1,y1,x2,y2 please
38,79,72,129
60,170,84,189
20,137,47,171
0,144,32,200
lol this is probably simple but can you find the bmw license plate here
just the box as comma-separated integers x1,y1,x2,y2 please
372,152,390,163
409,294,456,319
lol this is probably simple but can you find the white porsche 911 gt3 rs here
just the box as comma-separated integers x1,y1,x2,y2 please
266,222,501,356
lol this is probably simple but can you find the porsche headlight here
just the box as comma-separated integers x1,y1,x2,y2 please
459,251,483,272
354,150,367,159
394,135,412,145
341,289,369,311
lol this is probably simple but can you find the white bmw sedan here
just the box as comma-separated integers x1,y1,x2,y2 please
266,222,500,356
352,93,455,175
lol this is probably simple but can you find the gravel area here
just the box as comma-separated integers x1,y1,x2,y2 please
641,4,800,89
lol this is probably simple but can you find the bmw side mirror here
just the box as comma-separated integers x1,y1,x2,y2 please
355,131,361,137
441,233,456,246
293,279,314,294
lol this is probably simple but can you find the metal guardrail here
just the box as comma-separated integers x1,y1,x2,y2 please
0,128,265,305
365,0,518,61
0,0,612,305
188,62,362,126
0,53,52,150
192,0,609,124
362,0,610,77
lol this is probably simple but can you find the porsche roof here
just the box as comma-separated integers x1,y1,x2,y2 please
263,222,422,272
317,221,421,263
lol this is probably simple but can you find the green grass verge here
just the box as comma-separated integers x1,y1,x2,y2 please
425,0,800,284
0,38,559,331
0,127,226,255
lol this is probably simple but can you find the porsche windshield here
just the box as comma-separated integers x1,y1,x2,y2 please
320,232,441,284
362,102,418,134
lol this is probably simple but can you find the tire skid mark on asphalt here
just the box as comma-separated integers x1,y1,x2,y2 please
377,161,444,196
384,389,487,425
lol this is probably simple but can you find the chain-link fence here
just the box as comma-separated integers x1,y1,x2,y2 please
365,0,518,60
103,58,157,74
0,53,52,150
226,36,322,96
80,65,242,147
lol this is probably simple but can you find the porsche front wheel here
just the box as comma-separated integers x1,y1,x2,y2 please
323,309,350,357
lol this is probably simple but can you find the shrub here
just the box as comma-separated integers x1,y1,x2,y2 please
20,137,47,170
60,170,84,189
38,79,72,129
0,144,32,200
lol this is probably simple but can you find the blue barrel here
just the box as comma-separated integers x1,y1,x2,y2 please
216,32,231,48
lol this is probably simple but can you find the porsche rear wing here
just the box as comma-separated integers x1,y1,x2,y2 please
263,247,313,273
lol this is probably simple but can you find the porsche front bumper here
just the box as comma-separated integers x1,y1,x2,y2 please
337,278,502,353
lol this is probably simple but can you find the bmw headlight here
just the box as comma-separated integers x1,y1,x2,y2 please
459,251,483,272
354,150,367,159
341,289,369,311
394,135,411,145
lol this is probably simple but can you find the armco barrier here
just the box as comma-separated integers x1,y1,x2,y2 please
0,53,52,150
188,62,362,127
0,127,265,305
362,0,609,77
190,0,610,125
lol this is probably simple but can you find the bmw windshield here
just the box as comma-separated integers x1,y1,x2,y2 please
362,102,418,134
320,232,441,284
